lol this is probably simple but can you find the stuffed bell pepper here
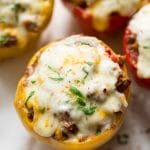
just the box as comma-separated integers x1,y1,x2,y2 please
14,35,131,150
62,0,146,34
0,0,53,60
123,3,150,87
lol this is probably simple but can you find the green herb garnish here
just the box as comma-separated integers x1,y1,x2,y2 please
48,65,64,82
40,107,46,114
78,105,96,115
25,91,35,107
67,97,86,106
86,61,93,66
49,77,64,81
11,3,25,12
143,46,150,49
80,41,91,46
76,96,86,106
48,65,59,74
117,134,129,144
82,67,89,81
31,80,36,84
11,3,25,22
82,106,96,115
69,86,96,115
69,86,86,106
0,34,9,46
69,85,85,98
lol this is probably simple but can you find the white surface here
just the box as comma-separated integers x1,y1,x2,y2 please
0,0,149,150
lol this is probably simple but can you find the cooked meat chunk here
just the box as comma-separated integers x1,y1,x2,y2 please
116,77,131,93
27,107,34,121
24,21,38,32
59,112,78,134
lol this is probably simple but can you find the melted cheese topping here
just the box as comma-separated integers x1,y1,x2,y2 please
129,4,150,78
86,0,141,31
0,0,51,47
25,35,128,141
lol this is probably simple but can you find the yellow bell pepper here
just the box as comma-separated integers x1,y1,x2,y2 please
14,38,130,150
0,0,54,61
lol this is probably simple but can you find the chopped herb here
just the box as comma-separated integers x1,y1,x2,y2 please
31,80,36,84
82,106,96,115
48,65,64,81
76,96,86,106
69,85,85,98
77,105,83,110
25,91,35,107
86,61,93,66
82,67,89,80
0,34,9,46
11,3,25,12
66,97,85,105
69,86,96,115
78,105,96,115
143,46,150,49
68,85,86,106
67,99,77,104
117,134,129,145
80,41,91,46
48,65,59,74
40,107,46,114
49,77,64,81
11,3,25,22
